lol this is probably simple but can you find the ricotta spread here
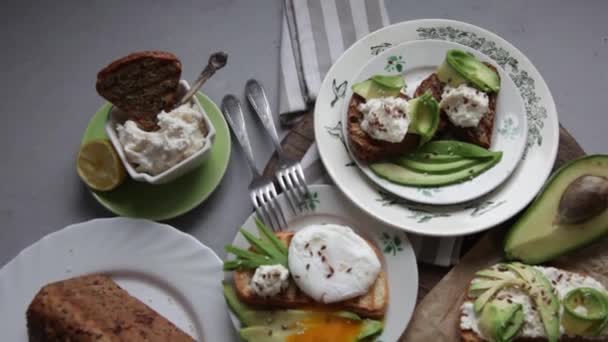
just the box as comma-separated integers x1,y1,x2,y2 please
460,265,608,339
288,224,381,304
440,84,489,128
116,103,207,175
250,264,290,297
357,96,410,143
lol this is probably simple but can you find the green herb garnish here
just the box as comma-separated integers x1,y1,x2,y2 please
223,219,288,271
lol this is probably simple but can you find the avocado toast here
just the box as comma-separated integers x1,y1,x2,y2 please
414,61,500,149
461,262,608,341
232,231,388,319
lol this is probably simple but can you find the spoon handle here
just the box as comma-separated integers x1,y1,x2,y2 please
245,79,283,153
179,51,228,107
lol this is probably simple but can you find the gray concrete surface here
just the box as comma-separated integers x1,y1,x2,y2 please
1,0,606,268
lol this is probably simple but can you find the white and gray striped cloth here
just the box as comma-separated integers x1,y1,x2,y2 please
280,0,463,266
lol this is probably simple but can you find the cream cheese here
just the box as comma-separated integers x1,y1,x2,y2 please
440,84,489,127
357,96,410,143
116,103,207,175
250,264,290,297
460,266,608,340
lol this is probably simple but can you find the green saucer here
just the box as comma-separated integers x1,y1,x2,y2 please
82,93,231,220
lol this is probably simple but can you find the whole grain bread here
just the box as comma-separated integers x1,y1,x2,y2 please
414,63,500,149
26,274,195,342
233,231,388,319
96,51,182,131
347,94,420,163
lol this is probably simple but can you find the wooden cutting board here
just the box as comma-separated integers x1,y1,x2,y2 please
263,110,586,337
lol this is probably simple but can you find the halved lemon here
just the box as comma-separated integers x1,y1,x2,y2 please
77,139,126,191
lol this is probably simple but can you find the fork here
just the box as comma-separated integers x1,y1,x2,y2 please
245,79,311,215
221,95,287,232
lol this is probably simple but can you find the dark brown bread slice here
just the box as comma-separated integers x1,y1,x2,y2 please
96,51,182,130
233,232,389,319
414,63,499,149
27,274,195,342
346,94,420,163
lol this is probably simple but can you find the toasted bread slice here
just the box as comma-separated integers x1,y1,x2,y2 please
27,274,195,341
346,94,420,163
414,63,499,149
233,231,388,319
96,51,182,130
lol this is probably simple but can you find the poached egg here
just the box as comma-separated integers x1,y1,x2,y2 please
288,224,381,304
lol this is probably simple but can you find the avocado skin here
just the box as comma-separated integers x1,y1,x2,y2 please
504,155,608,264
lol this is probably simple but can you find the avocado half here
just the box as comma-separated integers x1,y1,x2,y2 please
504,155,608,264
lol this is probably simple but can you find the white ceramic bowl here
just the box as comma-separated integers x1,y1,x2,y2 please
105,80,216,184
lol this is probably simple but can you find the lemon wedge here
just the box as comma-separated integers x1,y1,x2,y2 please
77,139,126,191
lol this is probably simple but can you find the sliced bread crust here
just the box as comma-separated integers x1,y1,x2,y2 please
96,51,182,131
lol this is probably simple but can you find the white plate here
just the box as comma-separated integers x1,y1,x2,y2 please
224,184,418,342
0,218,233,341
342,40,527,205
315,19,559,237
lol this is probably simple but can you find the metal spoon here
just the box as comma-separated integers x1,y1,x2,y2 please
177,51,228,107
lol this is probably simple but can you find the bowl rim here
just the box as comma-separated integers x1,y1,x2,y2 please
105,80,216,184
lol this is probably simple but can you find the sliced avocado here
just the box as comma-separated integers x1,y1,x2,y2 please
395,157,479,174
504,155,608,264
473,279,523,313
239,326,291,342
562,287,608,336
223,282,263,326
224,283,312,328
371,74,405,90
506,263,560,342
436,49,500,93
475,268,518,281
407,92,440,144
436,57,469,88
468,279,505,298
409,152,464,164
370,153,501,187
478,299,524,342
357,319,384,340
335,311,362,321
352,79,401,100
418,140,497,159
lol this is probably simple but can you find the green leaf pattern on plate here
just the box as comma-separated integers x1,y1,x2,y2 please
497,116,519,140
416,187,442,197
331,79,348,107
380,232,404,256
298,191,320,211
464,200,507,217
370,42,393,56
416,26,548,151
385,55,405,72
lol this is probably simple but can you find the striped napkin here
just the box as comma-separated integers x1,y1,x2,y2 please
280,0,463,266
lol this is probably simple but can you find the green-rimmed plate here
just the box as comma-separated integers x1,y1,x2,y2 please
81,93,231,220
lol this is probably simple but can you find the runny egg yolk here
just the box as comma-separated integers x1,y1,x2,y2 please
286,312,363,342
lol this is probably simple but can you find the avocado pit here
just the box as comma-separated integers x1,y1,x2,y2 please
557,175,608,224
